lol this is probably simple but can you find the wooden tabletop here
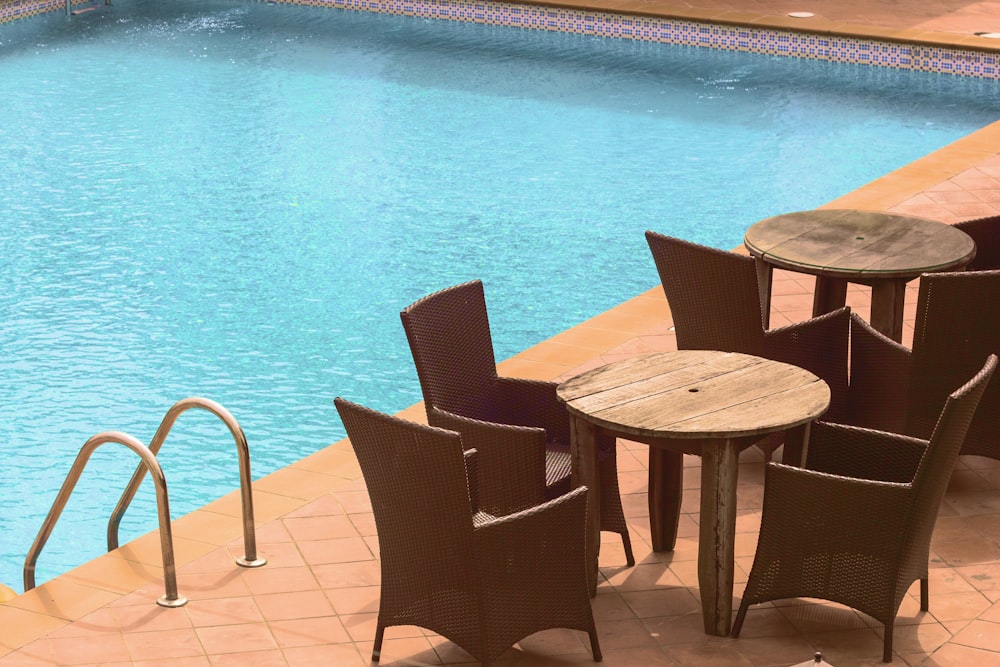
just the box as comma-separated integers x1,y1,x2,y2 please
744,209,976,279
557,350,831,440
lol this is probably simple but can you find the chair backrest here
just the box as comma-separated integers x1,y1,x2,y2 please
953,216,1000,271
334,398,478,604
906,271,1000,460
400,280,500,419
906,355,997,561
645,230,767,355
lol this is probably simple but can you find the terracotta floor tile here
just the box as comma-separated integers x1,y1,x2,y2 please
348,512,377,537
891,620,954,656
253,589,334,621
122,627,206,661
247,518,295,543
295,536,373,566
46,633,132,664
979,601,1000,625
920,642,1000,666
246,540,306,569
733,634,819,666
663,640,754,666
282,514,359,542
281,643,368,665
329,489,373,515
601,562,683,591
337,611,383,642
240,566,318,596
325,584,380,616
948,618,1000,652
801,628,887,665
0,643,58,666
111,603,194,633
44,607,118,638
930,591,992,621
195,622,278,654
728,606,800,640
933,536,1000,567
207,649,286,667
177,547,249,575
269,615,352,647
132,658,210,667
621,588,703,619
174,570,251,601
371,635,444,665
519,627,595,658
780,602,872,634
585,592,632,624
310,560,381,590
63,556,164,596
183,596,264,628
955,563,1000,599
8,578,123,623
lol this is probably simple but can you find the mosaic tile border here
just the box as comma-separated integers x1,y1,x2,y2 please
1,0,66,22
3,0,999,79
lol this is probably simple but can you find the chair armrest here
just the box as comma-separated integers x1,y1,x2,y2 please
473,486,591,603
847,313,912,433
754,463,914,567
429,407,548,515
806,421,928,483
494,376,571,444
764,306,850,422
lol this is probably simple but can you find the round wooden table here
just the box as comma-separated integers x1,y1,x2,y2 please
745,209,976,342
556,350,830,636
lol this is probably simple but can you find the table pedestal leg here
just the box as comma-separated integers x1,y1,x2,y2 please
648,447,684,551
870,278,907,343
570,415,601,596
812,276,849,317
779,423,812,467
698,438,739,636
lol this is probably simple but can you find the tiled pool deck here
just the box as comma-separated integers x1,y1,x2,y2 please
4,1,1000,665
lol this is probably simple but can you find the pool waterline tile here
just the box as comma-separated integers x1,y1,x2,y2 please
3,0,1000,78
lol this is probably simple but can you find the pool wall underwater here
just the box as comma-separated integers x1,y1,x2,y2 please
2,0,999,77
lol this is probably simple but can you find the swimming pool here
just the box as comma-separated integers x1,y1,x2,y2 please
0,0,998,591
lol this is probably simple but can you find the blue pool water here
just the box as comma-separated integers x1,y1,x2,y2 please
0,0,998,591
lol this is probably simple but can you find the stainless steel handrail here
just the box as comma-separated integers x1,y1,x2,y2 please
24,431,187,607
106,397,266,569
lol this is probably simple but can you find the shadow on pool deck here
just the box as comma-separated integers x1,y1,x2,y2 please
3,0,1000,665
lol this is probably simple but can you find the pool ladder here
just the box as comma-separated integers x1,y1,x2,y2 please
23,397,267,607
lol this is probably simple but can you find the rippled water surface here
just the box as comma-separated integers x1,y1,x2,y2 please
0,0,997,590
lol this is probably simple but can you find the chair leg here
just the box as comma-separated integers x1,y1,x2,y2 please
920,577,929,611
882,620,894,663
372,624,385,663
730,598,750,637
620,529,635,567
588,628,603,662
598,438,634,567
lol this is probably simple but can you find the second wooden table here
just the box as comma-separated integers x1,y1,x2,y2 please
745,209,975,342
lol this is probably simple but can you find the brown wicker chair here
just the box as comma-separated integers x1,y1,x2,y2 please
401,280,634,565
846,270,1000,462
732,354,997,663
334,398,602,666
954,215,1000,270
644,231,851,456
